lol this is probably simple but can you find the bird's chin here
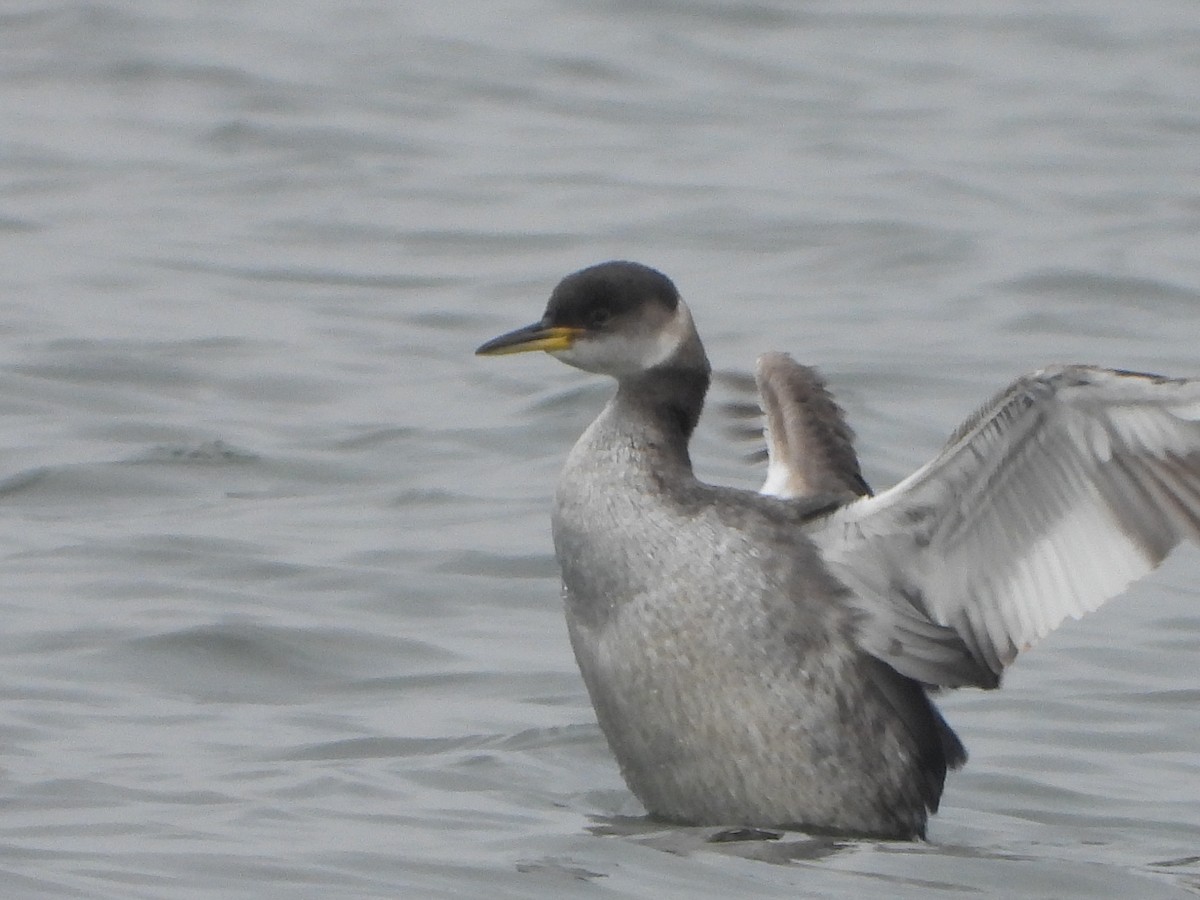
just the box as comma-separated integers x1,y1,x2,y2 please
548,344,611,375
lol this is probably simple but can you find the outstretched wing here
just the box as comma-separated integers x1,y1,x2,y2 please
754,352,872,500
804,365,1200,689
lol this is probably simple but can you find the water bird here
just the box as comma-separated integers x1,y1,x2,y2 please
475,260,1200,839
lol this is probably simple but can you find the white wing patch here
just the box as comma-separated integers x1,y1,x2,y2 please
804,366,1200,689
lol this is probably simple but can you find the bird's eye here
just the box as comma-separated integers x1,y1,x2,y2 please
588,308,612,329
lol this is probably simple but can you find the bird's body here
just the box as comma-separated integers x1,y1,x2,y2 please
554,384,962,837
476,261,1200,839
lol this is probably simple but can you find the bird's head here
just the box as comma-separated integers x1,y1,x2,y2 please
476,261,701,379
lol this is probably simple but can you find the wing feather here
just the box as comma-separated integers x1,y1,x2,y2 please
805,365,1200,689
754,352,872,500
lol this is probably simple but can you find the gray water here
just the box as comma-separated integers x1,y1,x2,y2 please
2,1,1199,897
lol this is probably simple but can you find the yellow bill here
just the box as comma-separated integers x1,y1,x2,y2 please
475,323,583,356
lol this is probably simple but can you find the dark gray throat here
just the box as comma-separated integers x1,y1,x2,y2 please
616,362,711,458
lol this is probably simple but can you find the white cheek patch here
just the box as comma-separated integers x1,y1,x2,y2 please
645,300,693,370
550,301,694,377
550,337,622,374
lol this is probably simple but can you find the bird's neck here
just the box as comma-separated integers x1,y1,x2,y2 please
614,356,711,463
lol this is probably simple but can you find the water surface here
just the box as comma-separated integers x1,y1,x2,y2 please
2,1,1199,897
